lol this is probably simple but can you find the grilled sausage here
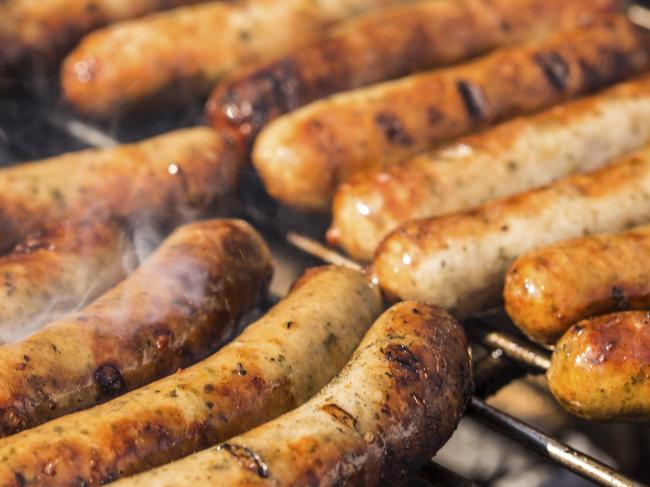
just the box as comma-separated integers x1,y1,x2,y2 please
0,219,133,344
113,301,472,487
0,266,382,485
0,0,210,89
206,0,622,149
505,224,650,345
252,15,650,211
374,146,650,317
330,75,650,261
61,0,404,118
0,219,272,437
0,127,240,251
548,311,650,422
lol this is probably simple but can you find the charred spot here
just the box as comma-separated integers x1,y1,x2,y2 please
14,473,26,487
578,59,605,92
375,111,414,146
286,321,293,329
204,383,214,393
232,362,247,376
384,344,423,386
94,363,125,397
534,51,570,91
324,333,338,349
219,443,269,478
321,403,359,431
456,80,488,121
611,286,629,309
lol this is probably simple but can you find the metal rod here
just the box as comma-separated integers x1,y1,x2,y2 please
44,113,119,148
286,232,363,271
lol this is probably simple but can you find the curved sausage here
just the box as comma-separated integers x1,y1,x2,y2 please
0,219,272,437
0,218,133,344
61,0,403,117
505,224,650,345
0,127,241,251
206,0,622,149
548,311,650,422
252,15,650,211
374,146,650,317
112,301,472,487
330,75,650,261
0,265,381,485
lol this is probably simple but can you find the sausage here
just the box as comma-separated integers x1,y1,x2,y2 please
112,301,472,487
0,127,241,251
0,0,210,89
0,219,272,437
505,224,650,345
374,146,650,317
252,15,650,211
0,266,382,485
61,0,405,118
0,219,134,344
548,311,650,422
329,75,650,261
206,0,622,149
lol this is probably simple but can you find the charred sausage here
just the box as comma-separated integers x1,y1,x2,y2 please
0,219,272,437
112,302,472,487
252,15,650,211
61,0,405,117
330,75,650,261
374,146,650,317
0,219,133,344
0,127,241,251
207,0,622,149
548,311,650,422
0,266,381,485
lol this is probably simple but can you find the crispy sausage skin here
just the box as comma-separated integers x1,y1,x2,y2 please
330,75,650,261
0,219,133,344
0,127,240,251
0,266,382,486
61,0,404,118
505,225,650,345
252,15,650,211
0,219,272,437
374,147,650,317
0,0,208,88
548,311,650,422
113,302,472,487
206,0,622,148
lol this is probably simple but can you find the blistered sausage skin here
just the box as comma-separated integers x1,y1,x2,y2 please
330,75,650,261
206,0,622,148
0,219,272,437
61,0,405,117
374,147,650,317
0,0,209,88
0,266,381,486
548,311,650,422
505,224,650,345
0,127,240,251
0,219,133,344
114,302,472,487
252,15,650,211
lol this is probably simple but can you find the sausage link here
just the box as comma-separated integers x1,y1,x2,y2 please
253,15,650,211
0,265,381,485
0,127,241,251
206,0,622,148
0,219,272,437
548,311,650,422
61,0,405,117
113,301,472,487
330,75,650,261
374,146,650,317
0,219,133,344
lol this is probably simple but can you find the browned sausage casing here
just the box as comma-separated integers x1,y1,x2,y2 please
548,311,650,422
0,219,272,437
0,127,241,251
207,0,623,149
505,224,650,345
113,302,473,487
253,15,650,211
0,266,381,486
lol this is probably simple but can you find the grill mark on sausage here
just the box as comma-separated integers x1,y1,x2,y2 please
534,51,570,91
611,285,629,309
375,111,414,146
456,80,488,120
94,364,125,397
218,443,269,478
321,403,359,431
